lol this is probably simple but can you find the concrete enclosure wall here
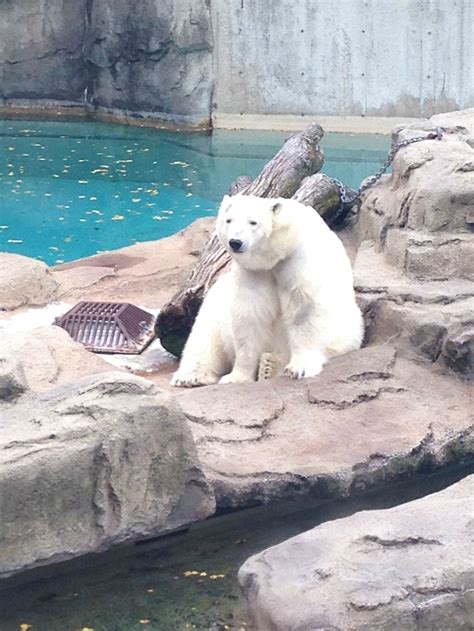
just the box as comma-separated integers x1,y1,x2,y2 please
211,0,474,118
0,0,473,124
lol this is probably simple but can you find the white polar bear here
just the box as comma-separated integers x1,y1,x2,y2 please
171,194,363,387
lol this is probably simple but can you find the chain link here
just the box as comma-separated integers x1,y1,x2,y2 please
330,126,444,221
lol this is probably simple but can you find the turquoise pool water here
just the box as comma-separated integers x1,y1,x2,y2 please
0,120,389,265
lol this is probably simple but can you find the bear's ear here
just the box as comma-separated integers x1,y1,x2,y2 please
270,201,282,215
219,195,232,213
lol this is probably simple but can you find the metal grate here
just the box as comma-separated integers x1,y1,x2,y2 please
55,301,156,354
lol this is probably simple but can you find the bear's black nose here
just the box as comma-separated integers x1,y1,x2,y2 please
229,239,243,252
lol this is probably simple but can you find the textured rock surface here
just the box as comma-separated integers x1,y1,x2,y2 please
0,0,213,125
354,242,474,376
0,0,87,104
0,325,114,393
0,253,59,310
239,475,474,631
52,217,214,308
84,0,213,124
0,372,215,579
356,110,474,377
0,355,28,401
177,345,473,510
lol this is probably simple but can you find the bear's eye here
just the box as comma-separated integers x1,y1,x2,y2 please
249,220,257,226
226,218,232,224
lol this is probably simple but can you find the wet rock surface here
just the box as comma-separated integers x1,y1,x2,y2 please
52,217,214,308
0,252,59,310
0,372,215,579
239,474,474,631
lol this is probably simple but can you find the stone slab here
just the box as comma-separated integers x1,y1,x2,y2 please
239,474,474,631
177,346,473,510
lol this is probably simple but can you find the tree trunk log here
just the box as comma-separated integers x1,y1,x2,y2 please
155,123,343,357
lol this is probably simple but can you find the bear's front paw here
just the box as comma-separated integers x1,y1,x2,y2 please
284,352,326,379
171,370,219,388
219,371,255,385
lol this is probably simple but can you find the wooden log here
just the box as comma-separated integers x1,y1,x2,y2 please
292,173,358,225
155,123,333,357
229,175,253,196
240,122,325,198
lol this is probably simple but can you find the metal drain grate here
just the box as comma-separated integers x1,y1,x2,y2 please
55,301,156,354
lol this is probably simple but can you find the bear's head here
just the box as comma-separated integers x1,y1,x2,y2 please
216,194,298,271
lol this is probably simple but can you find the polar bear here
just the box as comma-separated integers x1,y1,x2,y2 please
171,194,363,387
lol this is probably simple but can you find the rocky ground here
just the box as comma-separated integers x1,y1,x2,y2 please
0,109,473,627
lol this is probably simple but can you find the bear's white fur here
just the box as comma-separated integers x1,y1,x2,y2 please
171,194,363,387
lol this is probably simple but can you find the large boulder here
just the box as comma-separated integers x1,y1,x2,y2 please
0,325,115,393
177,346,473,510
239,474,474,631
0,372,215,578
0,253,59,311
356,109,474,377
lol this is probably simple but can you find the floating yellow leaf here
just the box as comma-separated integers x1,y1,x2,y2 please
111,214,125,221
146,588,154,593
139,620,151,625
19,624,32,631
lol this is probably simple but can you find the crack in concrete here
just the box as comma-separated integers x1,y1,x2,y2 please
5,46,82,65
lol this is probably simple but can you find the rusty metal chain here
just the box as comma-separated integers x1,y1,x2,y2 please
330,126,444,221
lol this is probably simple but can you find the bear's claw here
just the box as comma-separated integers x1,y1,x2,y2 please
284,354,325,379
219,372,255,384
171,372,218,388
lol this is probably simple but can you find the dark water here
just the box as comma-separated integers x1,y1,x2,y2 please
0,464,471,631
0,120,389,264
